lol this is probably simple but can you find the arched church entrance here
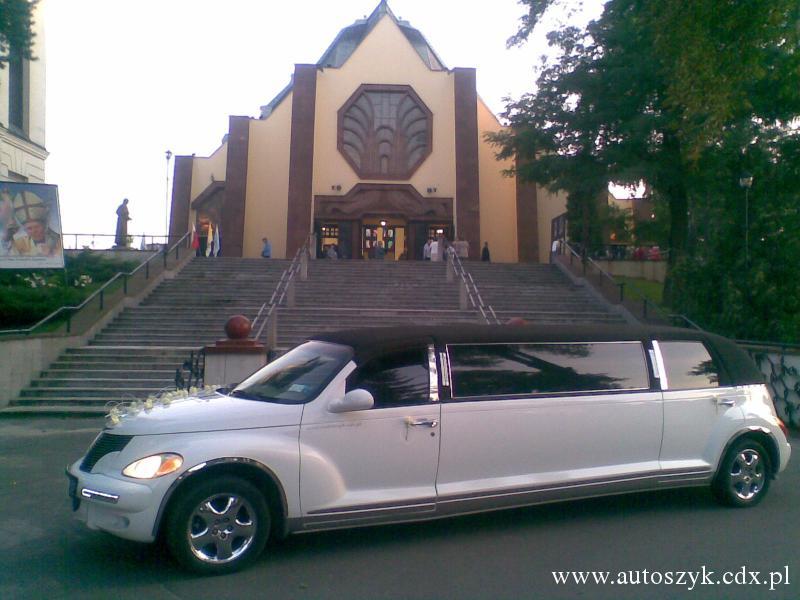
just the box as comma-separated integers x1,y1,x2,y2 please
314,183,453,260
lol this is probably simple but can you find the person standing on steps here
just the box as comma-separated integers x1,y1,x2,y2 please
481,241,491,262
261,237,272,258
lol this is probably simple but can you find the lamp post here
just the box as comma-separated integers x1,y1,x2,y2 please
165,150,173,246
738,172,753,266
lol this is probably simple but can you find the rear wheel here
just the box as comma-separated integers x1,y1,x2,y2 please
166,476,270,574
712,439,771,507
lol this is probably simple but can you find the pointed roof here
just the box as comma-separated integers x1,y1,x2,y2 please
260,1,447,118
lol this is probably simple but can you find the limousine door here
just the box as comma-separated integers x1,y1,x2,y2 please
655,340,746,474
299,345,441,524
436,341,664,509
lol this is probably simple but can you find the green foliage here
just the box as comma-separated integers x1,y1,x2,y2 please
492,0,800,342
0,0,37,66
0,251,139,329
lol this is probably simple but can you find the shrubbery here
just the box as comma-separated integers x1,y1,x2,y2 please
0,251,140,329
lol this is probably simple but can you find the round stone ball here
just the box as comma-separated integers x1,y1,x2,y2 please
224,314,252,339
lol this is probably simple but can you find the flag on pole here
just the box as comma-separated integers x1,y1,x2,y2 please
213,224,221,257
191,224,200,250
205,223,213,257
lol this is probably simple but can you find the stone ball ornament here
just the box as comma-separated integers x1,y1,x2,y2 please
224,315,252,340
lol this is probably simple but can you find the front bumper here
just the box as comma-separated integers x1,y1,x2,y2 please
66,461,164,543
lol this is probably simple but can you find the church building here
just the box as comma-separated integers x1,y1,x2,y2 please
168,1,566,262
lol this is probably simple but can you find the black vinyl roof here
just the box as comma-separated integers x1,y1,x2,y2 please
309,323,763,387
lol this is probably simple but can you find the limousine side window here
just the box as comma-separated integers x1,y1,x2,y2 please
347,347,431,408
658,341,720,389
448,342,649,399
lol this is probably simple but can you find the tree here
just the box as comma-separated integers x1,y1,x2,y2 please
0,0,37,67
491,0,800,310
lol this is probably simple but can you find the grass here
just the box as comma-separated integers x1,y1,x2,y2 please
615,276,665,307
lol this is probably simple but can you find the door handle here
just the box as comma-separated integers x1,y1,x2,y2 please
406,418,439,428
714,398,736,407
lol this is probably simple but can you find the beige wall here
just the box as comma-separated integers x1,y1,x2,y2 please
190,143,228,202
477,97,517,263
188,143,228,232
0,0,47,182
311,15,456,218
243,93,293,258
537,187,567,263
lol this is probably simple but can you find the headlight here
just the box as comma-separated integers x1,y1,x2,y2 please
122,454,183,479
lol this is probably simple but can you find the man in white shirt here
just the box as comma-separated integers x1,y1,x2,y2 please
423,238,432,261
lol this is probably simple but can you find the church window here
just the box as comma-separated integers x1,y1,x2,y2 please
338,85,432,180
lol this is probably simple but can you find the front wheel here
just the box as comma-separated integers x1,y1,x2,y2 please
165,476,270,574
712,439,771,507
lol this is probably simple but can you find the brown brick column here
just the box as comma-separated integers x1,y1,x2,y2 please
221,115,250,257
286,64,318,257
516,171,539,262
454,68,480,259
169,156,193,243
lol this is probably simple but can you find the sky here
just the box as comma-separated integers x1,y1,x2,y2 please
43,0,606,246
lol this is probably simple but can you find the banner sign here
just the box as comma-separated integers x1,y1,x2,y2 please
0,182,64,269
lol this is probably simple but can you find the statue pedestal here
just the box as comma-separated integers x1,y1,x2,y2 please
204,339,266,387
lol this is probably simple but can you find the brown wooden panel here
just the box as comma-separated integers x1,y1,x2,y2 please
169,156,193,243
454,68,480,259
286,64,318,256
221,115,250,257
516,172,540,262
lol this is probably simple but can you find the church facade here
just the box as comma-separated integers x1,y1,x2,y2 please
169,1,566,263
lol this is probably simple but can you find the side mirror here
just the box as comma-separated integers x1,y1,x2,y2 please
328,388,374,413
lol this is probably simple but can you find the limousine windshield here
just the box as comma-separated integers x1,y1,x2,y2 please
231,341,352,404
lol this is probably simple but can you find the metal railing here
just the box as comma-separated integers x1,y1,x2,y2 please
62,232,174,251
0,231,193,337
447,249,500,325
252,235,312,352
175,348,205,390
560,241,691,327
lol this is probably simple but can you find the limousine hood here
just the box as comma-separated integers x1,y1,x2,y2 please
106,392,303,435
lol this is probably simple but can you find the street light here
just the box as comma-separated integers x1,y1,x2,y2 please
738,172,753,265
164,150,173,246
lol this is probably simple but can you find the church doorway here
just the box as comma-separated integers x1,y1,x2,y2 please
362,218,406,260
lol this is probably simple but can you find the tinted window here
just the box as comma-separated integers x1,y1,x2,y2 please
231,341,352,404
348,347,430,408
659,341,720,389
448,342,649,399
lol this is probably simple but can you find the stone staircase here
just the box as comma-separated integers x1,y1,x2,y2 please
4,257,625,414
465,262,627,325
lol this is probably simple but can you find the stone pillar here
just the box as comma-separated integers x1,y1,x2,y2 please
204,315,266,386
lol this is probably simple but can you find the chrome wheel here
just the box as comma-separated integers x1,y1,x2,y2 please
187,492,257,564
728,448,765,501
712,438,771,507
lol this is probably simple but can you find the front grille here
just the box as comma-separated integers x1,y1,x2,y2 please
79,433,133,472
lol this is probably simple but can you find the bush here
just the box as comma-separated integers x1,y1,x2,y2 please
0,251,140,329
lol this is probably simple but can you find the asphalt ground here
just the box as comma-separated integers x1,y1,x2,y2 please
0,416,797,600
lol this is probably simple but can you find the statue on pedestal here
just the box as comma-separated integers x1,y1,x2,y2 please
115,198,130,247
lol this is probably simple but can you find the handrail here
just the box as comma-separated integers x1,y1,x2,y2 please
449,249,500,324
0,230,193,337
253,235,312,343
561,240,685,327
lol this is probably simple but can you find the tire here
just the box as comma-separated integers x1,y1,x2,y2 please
165,476,270,574
712,439,771,507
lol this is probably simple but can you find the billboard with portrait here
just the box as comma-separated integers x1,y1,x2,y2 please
0,182,64,269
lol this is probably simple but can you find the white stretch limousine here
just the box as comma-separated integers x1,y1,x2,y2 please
68,324,791,573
